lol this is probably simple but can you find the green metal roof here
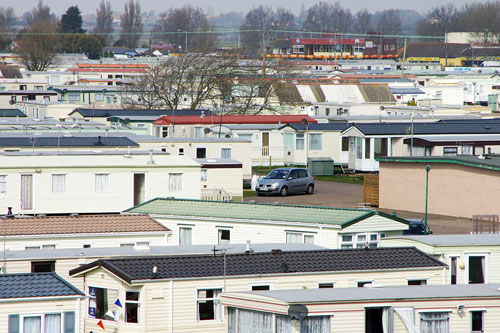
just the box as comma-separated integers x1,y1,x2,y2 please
125,198,409,227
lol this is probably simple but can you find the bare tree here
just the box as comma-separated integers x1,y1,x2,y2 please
416,4,459,37
377,9,402,36
16,19,59,71
302,2,352,33
123,55,238,110
94,0,114,45
0,7,16,50
119,0,142,48
153,6,212,52
240,6,275,55
274,7,296,38
24,0,52,26
355,8,371,35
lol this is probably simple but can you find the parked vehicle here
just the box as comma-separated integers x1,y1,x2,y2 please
403,219,433,235
256,168,314,196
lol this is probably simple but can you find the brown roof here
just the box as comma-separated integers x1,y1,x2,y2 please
0,214,169,236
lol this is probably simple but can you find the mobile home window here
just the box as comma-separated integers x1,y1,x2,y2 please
450,257,457,284
218,229,230,245
356,137,363,159
169,173,182,191
318,282,334,288
420,312,449,333
365,138,371,159
407,279,427,286
469,256,485,284
88,287,119,321
194,127,203,138
374,138,388,158
0,175,6,193
125,291,140,323
342,137,349,152
284,133,294,150
95,93,104,101
179,227,192,246
68,93,80,101
296,134,304,150
95,173,109,192
471,311,484,333
31,261,55,273
309,133,322,150
201,169,207,181
443,147,458,156
197,289,222,321
52,174,66,193
221,148,232,159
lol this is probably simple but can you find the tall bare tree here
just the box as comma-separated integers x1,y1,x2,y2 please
0,7,15,50
153,6,212,52
355,8,372,35
377,9,402,36
240,5,275,55
94,0,114,45
24,0,52,26
302,2,352,33
119,0,142,48
274,7,296,38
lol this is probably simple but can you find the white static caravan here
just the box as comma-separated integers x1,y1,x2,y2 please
222,284,500,333
0,150,201,214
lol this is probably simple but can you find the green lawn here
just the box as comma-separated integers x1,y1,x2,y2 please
243,190,257,197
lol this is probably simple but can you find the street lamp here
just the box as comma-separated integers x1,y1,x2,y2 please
424,165,431,235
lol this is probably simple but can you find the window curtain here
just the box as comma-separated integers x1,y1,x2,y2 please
212,289,222,320
304,235,314,244
309,134,322,150
169,173,182,191
95,174,109,192
180,228,192,246
356,137,363,159
420,312,449,333
300,316,331,333
237,309,272,333
286,233,302,244
23,316,41,333
221,148,232,159
44,314,61,333
52,174,66,192
276,315,292,333
20,174,33,210
382,308,389,333
284,133,294,150
394,308,418,333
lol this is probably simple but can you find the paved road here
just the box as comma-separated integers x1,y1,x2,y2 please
245,180,472,234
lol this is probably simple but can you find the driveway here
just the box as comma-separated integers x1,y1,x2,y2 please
245,180,472,234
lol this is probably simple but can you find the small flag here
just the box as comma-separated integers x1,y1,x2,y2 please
115,298,122,308
97,320,105,330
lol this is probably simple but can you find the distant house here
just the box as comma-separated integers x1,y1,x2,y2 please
124,198,410,247
222,283,500,333
69,247,445,333
1,272,83,333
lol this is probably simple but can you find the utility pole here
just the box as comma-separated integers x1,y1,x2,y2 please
401,39,407,78
262,29,267,77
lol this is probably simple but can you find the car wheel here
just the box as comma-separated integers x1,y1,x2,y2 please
280,186,288,197
306,184,314,194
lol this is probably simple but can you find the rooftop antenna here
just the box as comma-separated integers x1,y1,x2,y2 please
212,246,229,292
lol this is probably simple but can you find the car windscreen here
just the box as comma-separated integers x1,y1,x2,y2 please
265,170,289,179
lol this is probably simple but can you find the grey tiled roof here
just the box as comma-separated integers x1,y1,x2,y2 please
0,136,139,147
0,109,26,117
288,123,350,131
0,273,83,299
70,247,445,283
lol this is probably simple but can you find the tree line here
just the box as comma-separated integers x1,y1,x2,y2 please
4,0,500,70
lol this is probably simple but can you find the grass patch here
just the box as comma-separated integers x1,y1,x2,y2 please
314,174,364,185
243,190,258,197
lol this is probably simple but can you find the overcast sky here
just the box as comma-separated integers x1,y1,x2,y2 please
12,0,484,16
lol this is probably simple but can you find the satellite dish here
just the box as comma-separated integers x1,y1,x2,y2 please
204,128,211,134
288,304,308,320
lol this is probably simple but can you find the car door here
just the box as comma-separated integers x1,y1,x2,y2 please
297,169,308,192
287,170,299,193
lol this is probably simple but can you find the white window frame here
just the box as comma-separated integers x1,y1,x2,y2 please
217,229,230,245
308,133,323,150
51,174,66,193
179,226,193,246
318,282,335,288
68,93,80,102
95,93,104,101
419,311,450,333
470,310,485,333
285,231,315,244
221,147,232,159
20,312,64,333
88,286,120,321
296,133,304,150
407,278,428,285
248,282,273,291
124,290,140,324
466,253,488,284
0,174,6,193
194,127,203,138
95,173,110,193
169,173,183,191
196,287,223,321
341,233,380,248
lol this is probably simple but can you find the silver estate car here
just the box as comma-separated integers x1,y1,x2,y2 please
256,168,314,196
